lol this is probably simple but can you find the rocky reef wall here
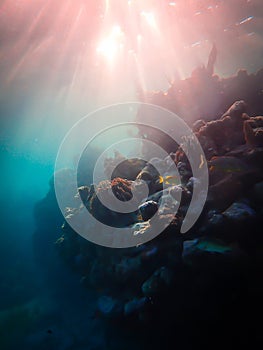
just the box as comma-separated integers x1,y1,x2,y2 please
33,65,263,349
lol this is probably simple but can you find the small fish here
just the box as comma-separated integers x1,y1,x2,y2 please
158,175,179,185
183,238,232,255
239,16,254,25
55,236,65,245
196,239,232,253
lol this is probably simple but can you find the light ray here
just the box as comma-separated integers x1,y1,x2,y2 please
96,25,125,63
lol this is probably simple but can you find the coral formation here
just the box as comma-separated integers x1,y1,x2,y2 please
47,97,263,323
33,62,263,348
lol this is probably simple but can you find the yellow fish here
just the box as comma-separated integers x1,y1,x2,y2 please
158,175,180,185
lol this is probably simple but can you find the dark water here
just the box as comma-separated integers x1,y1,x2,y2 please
1,1,263,349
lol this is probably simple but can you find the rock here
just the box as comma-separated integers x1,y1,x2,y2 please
89,260,111,288
198,209,225,235
208,210,225,228
138,200,158,221
220,100,247,120
136,162,163,194
124,297,149,316
114,256,141,282
136,163,160,182
196,102,250,156
33,62,263,343
244,116,263,147
142,267,174,297
110,157,147,181
176,161,192,183
207,173,243,211
97,296,123,318
208,156,251,185
206,154,261,211
223,202,256,222
77,186,90,204
207,210,224,225
250,181,263,206
192,119,206,132
87,178,139,227
242,147,263,173
140,246,158,260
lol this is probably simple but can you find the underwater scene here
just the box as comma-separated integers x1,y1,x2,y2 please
1,0,263,349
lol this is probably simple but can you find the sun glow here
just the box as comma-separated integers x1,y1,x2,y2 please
1,0,261,103
96,25,124,62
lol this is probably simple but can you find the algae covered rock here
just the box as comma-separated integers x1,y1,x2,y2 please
142,266,174,297
97,296,123,318
86,178,139,227
124,297,149,317
138,200,158,221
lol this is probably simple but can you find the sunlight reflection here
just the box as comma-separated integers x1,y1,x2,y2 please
96,25,124,62
0,0,262,102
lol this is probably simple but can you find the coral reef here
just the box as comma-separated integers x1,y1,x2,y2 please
47,99,263,326
33,63,263,348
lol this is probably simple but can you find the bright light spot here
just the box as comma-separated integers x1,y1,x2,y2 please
169,2,176,6
140,11,156,28
97,39,117,61
96,25,124,62
137,34,142,41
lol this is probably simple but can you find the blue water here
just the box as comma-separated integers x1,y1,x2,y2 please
0,79,138,350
